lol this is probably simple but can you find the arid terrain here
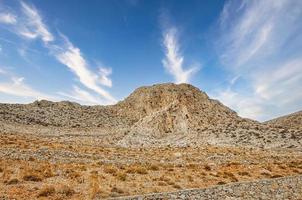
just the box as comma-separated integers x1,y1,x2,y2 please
0,83,301,199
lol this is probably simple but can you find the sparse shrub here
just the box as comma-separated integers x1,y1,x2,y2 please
200,171,207,176
79,165,87,171
116,172,127,181
111,186,124,195
148,164,159,171
238,171,251,176
119,165,126,170
159,176,173,185
227,161,240,166
126,165,148,174
172,183,182,189
89,173,100,199
63,168,80,180
7,178,19,185
159,176,169,182
187,163,197,169
42,166,54,178
168,168,174,172
288,161,302,168
260,172,271,177
37,186,55,197
223,172,238,182
57,185,75,197
217,181,226,185
187,175,194,182
28,156,35,161
265,166,272,171
104,165,118,175
136,166,148,174
278,165,286,170
158,181,167,186
292,169,301,173
271,174,283,178
204,165,211,171
23,174,42,182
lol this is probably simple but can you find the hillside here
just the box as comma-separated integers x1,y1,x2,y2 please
0,83,302,199
265,110,302,131
0,83,243,130
0,83,301,148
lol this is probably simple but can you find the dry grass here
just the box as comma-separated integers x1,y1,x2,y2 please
126,165,148,174
57,185,75,197
116,172,127,181
0,133,301,199
103,165,118,175
89,171,100,199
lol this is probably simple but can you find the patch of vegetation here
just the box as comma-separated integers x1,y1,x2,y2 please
37,186,55,197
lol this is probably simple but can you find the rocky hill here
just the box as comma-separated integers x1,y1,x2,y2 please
0,83,243,129
0,83,302,199
0,83,301,148
265,110,302,131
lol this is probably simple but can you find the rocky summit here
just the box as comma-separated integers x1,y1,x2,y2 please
0,83,302,199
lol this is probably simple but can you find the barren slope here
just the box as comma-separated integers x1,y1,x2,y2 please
265,110,302,131
0,83,301,148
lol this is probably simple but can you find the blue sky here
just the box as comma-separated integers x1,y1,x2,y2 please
0,0,302,121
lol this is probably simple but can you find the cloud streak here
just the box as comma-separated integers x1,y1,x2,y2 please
55,37,116,104
58,86,104,105
0,1,116,105
214,0,302,121
162,26,198,83
0,73,55,101
0,12,17,24
18,1,54,43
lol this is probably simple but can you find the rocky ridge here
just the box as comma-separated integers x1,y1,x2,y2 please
0,83,301,148
265,110,302,131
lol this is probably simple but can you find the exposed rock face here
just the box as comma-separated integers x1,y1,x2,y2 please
265,110,302,131
0,83,301,148
119,83,242,135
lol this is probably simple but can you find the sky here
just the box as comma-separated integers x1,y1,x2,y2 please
0,0,302,122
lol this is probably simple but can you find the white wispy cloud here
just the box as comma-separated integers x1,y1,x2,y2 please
213,88,265,120
98,67,112,87
0,68,7,74
55,37,116,104
18,1,54,43
162,26,199,83
214,0,302,121
0,74,55,100
0,1,116,105
253,58,302,104
0,12,17,24
58,85,105,105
